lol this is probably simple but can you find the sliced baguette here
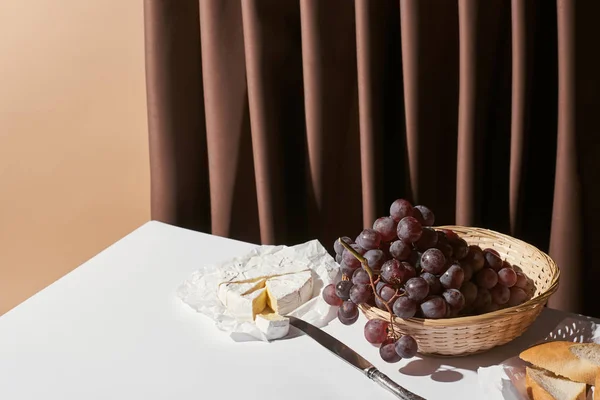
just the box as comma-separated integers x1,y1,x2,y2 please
569,343,600,367
520,341,599,385
526,367,587,400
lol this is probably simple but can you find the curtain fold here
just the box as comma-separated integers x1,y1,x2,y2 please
144,0,600,316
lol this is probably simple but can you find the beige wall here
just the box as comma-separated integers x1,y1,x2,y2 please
0,1,150,314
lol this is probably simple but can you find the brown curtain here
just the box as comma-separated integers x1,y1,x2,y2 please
143,0,600,317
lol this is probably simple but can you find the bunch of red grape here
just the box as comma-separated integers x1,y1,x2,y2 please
322,198,535,363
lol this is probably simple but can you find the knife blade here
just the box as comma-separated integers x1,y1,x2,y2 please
288,316,425,400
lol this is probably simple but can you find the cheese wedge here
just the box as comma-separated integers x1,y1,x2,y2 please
227,287,268,321
217,278,267,308
265,270,313,315
255,309,289,340
218,279,269,321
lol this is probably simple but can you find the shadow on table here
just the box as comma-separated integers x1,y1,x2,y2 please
398,308,599,381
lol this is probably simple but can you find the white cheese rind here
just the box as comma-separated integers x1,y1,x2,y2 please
218,253,311,285
265,270,313,315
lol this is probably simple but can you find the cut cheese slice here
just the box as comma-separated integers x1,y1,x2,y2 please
227,287,268,321
218,278,269,321
265,270,313,315
255,308,289,340
217,278,267,308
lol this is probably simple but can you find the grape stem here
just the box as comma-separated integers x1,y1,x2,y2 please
338,238,398,339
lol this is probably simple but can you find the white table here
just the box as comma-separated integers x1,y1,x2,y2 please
0,221,592,400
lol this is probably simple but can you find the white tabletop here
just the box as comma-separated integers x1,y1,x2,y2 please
0,221,591,400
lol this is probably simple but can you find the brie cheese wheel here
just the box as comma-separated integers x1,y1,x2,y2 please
265,270,313,315
255,309,289,340
217,255,315,334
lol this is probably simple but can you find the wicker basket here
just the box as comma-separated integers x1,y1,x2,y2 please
358,225,560,357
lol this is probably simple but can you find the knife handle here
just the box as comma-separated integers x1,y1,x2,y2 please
365,367,426,400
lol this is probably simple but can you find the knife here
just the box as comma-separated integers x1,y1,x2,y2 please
288,316,425,400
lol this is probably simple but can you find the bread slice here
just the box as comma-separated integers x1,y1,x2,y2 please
520,341,599,385
526,367,587,400
568,343,600,400
569,343,600,366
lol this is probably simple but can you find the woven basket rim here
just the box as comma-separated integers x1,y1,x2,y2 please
359,225,560,327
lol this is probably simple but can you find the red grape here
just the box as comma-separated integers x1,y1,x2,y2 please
472,288,492,310
335,280,353,301
420,296,447,319
390,199,413,222
440,263,465,289
414,205,435,226
460,281,478,306
395,335,418,358
342,244,366,269
352,268,370,285
349,284,373,305
446,306,459,318
421,248,446,275
405,277,429,301
450,237,469,260
335,254,342,263
436,240,454,260
408,251,421,269
334,236,353,256
421,272,442,295
373,217,398,242
381,259,412,286
443,289,465,311
465,245,485,272
476,268,498,289
507,286,529,306
515,271,528,289
484,248,501,257
397,216,423,243
484,250,503,271
414,227,438,251
389,240,412,261
338,308,359,325
340,261,359,278
323,284,343,306
380,338,402,363
363,249,386,271
439,229,459,240
356,229,382,251
462,263,474,282
412,207,425,224
490,284,510,305
498,267,517,287
339,300,359,319
375,283,399,309
401,262,417,281
392,296,417,318
364,319,389,344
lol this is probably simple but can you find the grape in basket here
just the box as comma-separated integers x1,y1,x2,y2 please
326,198,537,362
